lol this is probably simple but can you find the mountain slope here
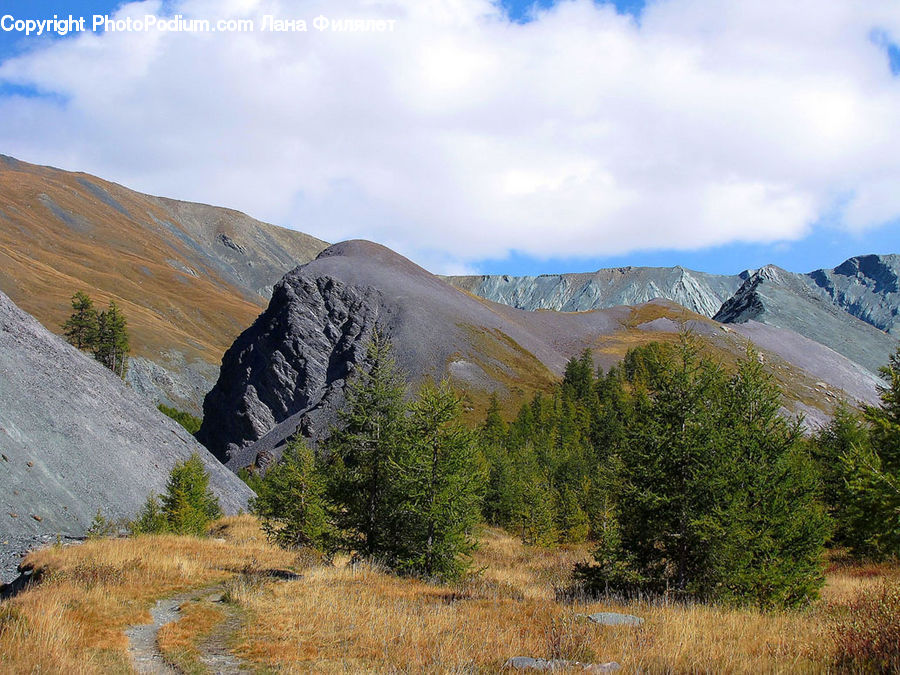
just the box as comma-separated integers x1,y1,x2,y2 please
0,290,253,581
0,154,328,413
448,267,743,317
807,254,900,335
198,241,880,472
713,265,896,374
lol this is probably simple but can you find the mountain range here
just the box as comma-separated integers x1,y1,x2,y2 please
2,153,898,573
449,256,900,375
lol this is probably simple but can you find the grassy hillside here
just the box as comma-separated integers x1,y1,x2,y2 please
0,154,327,412
1,515,896,672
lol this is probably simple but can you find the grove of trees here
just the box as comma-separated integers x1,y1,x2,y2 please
247,329,899,607
62,290,130,378
251,331,485,582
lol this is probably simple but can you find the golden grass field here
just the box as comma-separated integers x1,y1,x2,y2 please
0,516,896,673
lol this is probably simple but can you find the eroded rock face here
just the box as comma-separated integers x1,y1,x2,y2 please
197,272,381,468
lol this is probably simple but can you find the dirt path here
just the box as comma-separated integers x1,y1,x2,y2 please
125,590,196,674
125,586,244,674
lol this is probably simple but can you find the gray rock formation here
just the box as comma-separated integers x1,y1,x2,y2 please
504,656,621,672
449,267,743,317
0,290,253,581
198,241,881,471
714,265,897,374
806,254,900,335
582,612,644,626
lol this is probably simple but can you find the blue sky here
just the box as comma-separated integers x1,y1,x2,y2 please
1,0,899,277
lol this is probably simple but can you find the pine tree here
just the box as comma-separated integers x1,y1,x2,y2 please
394,381,484,580
713,347,829,607
160,454,222,536
251,435,333,551
325,329,408,561
578,337,829,607
812,403,870,544
62,291,98,350
93,300,130,378
132,454,221,536
840,346,900,558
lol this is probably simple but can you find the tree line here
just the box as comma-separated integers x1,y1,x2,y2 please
167,326,897,608
62,290,130,378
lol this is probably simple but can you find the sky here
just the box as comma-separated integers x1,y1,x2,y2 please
1,0,899,276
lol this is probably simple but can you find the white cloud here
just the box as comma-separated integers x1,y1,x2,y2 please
1,0,899,272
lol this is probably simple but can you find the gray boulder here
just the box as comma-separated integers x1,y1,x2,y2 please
582,612,644,626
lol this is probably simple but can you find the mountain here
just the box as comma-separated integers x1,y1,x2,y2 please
0,290,253,582
449,255,900,375
0,154,328,413
713,265,897,374
198,241,880,473
806,254,900,335
449,267,744,317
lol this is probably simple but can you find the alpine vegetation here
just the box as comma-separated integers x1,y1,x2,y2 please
251,331,486,582
62,290,130,378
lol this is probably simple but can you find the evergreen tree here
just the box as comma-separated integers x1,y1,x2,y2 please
132,454,221,536
62,291,98,350
577,337,829,607
394,381,484,580
251,435,333,551
325,329,407,560
93,300,130,378
712,348,829,607
160,454,222,536
812,403,870,544
840,347,900,558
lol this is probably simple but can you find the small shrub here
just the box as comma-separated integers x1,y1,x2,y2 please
86,510,119,539
832,582,900,672
131,455,221,536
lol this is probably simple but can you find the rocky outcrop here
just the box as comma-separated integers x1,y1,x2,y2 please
714,265,896,374
0,290,253,581
198,273,382,468
806,254,900,335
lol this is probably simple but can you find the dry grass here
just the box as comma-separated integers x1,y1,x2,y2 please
157,600,225,674
1,517,897,674
0,515,294,673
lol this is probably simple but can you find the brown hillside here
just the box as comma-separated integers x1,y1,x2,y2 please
0,154,327,412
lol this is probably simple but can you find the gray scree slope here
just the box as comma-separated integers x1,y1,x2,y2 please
0,290,253,547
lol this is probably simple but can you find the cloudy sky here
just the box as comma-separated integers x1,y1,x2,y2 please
1,0,899,275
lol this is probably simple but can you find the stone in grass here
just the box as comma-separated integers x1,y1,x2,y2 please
583,612,644,627
504,656,621,672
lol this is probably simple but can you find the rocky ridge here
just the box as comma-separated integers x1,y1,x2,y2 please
450,255,900,376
